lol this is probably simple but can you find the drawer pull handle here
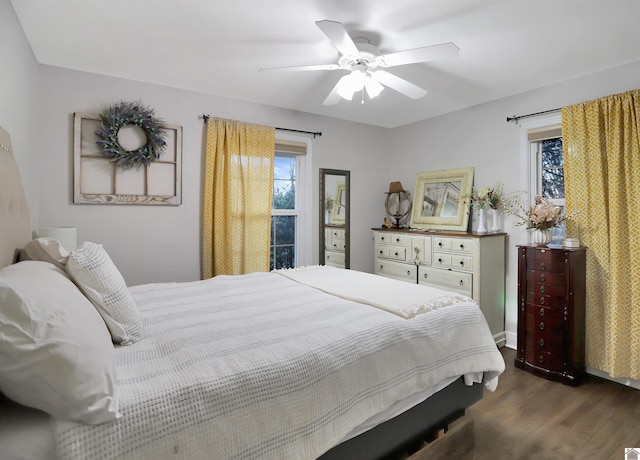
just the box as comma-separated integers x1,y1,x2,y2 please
394,252,399,256
540,285,545,294
438,258,442,263
540,297,546,305
407,270,411,276
438,242,443,247
539,308,545,316
459,260,464,266
540,274,546,282
539,322,545,330
540,262,545,271
381,236,385,241
460,244,464,249
459,280,464,286
379,250,383,254
379,265,384,270
539,338,545,347
396,238,400,242
539,355,545,364
423,273,428,279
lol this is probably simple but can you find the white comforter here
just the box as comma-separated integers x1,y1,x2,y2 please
54,267,504,460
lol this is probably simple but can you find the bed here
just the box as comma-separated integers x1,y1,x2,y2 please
0,125,504,459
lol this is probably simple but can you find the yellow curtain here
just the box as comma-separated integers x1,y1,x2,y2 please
202,118,275,278
562,89,640,379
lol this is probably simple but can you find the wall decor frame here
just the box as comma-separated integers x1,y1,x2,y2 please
410,167,474,231
73,112,182,205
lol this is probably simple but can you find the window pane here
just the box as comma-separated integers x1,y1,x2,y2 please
270,215,297,270
273,155,296,210
541,138,564,199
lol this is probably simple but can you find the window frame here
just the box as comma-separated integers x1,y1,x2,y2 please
519,112,563,244
271,132,312,269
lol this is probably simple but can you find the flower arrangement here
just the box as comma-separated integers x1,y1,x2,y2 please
468,182,503,210
501,194,578,230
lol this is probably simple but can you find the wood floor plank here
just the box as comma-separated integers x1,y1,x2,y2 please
469,347,640,459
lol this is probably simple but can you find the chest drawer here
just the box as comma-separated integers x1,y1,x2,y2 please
377,232,410,246
526,292,566,308
418,266,472,296
375,258,416,283
527,270,566,285
527,281,566,297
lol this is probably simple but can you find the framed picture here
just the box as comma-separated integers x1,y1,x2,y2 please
410,167,474,231
330,181,346,224
73,112,182,205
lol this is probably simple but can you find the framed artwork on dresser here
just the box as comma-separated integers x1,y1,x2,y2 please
410,167,474,231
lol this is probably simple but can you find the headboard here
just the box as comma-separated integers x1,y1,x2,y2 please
0,126,32,269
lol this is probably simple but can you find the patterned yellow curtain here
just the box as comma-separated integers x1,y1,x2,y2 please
202,118,275,277
562,89,640,379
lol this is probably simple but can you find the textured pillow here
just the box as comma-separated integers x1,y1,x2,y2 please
19,237,70,269
0,261,119,424
66,242,143,344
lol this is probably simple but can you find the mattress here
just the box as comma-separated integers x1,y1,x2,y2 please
2,267,504,459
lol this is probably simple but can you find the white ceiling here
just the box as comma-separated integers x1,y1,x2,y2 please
11,0,640,128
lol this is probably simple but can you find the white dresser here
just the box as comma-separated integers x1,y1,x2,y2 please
325,226,346,268
373,229,506,346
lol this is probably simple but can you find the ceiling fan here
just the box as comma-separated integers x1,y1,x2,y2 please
260,20,459,105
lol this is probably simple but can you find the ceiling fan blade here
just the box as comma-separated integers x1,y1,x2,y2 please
373,70,427,99
260,63,340,72
377,42,459,67
315,20,359,57
323,75,353,105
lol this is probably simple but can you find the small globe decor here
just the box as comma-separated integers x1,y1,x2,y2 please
385,181,412,228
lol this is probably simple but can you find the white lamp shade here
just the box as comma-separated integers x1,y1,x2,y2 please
38,227,77,251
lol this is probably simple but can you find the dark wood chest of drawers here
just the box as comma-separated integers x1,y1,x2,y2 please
515,245,587,385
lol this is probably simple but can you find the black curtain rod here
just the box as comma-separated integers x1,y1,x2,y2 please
506,107,561,123
201,114,322,138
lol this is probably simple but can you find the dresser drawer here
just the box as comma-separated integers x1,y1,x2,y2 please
527,270,566,285
418,266,472,296
527,282,566,297
526,292,566,308
325,251,345,267
375,258,416,283
331,228,345,239
526,247,567,262
377,232,409,246
525,348,564,373
376,245,406,261
433,252,473,270
432,237,474,252
526,258,565,273
331,238,346,251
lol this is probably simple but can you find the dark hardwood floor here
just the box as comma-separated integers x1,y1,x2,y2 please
469,347,640,459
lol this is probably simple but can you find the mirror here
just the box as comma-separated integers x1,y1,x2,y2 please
319,169,350,269
409,167,474,231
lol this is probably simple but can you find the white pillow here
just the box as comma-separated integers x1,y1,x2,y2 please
19,237,70,269
0,261,119,424
66,242,143,344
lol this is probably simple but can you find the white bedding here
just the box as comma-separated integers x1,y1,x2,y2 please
52,268,504,460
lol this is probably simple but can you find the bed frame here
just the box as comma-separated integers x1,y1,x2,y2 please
0,124,482,459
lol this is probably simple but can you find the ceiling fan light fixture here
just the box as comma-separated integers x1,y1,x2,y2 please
337,78,355,100
365,76,384,99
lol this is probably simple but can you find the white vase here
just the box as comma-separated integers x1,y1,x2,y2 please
490,208,501,233
476,209,487,234
531,228,552,246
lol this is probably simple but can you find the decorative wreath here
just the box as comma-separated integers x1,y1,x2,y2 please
95,101,167,169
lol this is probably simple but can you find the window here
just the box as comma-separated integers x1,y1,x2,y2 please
522,114,566,243
270,136,312,270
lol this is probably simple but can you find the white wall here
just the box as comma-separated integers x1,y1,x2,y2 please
36,65,390,285
388,60,640,347
0,0,40,229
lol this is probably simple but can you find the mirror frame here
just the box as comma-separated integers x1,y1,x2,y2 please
410,167,474,231
319,168,350,269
